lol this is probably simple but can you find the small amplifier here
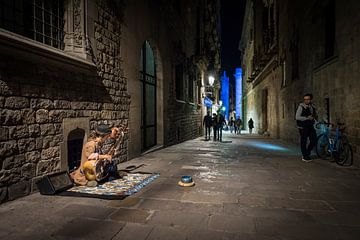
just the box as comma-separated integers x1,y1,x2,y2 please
36,171,73,195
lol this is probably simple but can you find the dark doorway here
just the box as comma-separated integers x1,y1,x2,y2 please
140,41,157,151
67,128,85,172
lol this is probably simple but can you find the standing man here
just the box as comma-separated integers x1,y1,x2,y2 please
296,93,317,162
203,111,212,140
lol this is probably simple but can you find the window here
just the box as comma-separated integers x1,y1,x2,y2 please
195,6,204,55
291,42,299,80
0,0,65,49
175,64,184,100
324,0,335,59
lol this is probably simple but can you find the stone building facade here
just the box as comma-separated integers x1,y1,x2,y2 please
0,0,220,203
240,0,360,165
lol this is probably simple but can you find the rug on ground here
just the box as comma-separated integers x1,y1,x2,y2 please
60,172,160,199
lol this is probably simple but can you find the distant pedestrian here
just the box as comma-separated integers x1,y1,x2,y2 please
296,93,317,162
229,117,235,133
212,113,218,141
203,111,212,140
235,117,242,134
248,118,254,134
217,112,226,141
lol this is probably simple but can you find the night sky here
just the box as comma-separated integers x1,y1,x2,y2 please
220,0,246,77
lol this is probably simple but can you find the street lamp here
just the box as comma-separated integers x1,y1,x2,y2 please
208,75,215,87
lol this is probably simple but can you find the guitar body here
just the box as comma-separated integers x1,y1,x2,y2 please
83,160,112,182
82,160,97,181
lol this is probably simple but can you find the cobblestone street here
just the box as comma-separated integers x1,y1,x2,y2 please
1,133,360,240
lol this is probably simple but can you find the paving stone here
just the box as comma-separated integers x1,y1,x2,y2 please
113,223,153,240
110,208,152,223
147,210,209,229
327,201,360,214
254,218,339,240
289,191,343,201
140,184,185,200
106,197,143,208
186,229,238,240
1,135,360,239
146,226,188,240
139,198,223,214
331,226,360,240
56,204,116,219
52,218,125,239
267,197,334,211
208,214,256,233
308,211,360,226
182,191,238,204
237,195,268,207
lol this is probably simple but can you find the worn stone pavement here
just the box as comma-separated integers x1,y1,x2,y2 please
1,132,360,240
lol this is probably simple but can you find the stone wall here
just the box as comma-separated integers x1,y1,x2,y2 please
241,0,360,165
0,0,221,203
0,1,129,203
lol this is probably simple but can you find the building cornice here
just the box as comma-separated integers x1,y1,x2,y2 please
0,28,96,73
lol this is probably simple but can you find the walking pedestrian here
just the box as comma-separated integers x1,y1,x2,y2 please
248,118,254,134
295,93,317,162
217,112,226,141
203,111,212,140
236,117,242,134
212,113,218,141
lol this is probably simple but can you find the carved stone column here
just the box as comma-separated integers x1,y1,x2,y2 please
64,0,94,61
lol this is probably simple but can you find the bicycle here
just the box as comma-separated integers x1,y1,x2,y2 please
315,121,353,166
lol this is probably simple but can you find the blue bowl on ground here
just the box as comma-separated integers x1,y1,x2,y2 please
181,176,193,183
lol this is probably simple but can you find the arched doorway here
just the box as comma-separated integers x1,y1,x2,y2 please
140,41,157,151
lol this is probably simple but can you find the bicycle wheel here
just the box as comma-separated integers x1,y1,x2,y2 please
335,136,353,166
316,134,330,159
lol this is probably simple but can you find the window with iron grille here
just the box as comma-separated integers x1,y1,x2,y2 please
0,0,65,49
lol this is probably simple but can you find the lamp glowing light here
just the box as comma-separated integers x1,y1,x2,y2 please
208,76,215,86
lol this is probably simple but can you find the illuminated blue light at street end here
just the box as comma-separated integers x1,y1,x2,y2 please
234,68,242,119
220,71,229,120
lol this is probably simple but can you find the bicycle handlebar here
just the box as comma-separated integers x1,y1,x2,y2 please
315,121,346,129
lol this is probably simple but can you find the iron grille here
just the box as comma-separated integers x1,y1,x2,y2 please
0,0,65,49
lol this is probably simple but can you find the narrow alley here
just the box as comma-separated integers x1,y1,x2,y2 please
1,133,360,240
